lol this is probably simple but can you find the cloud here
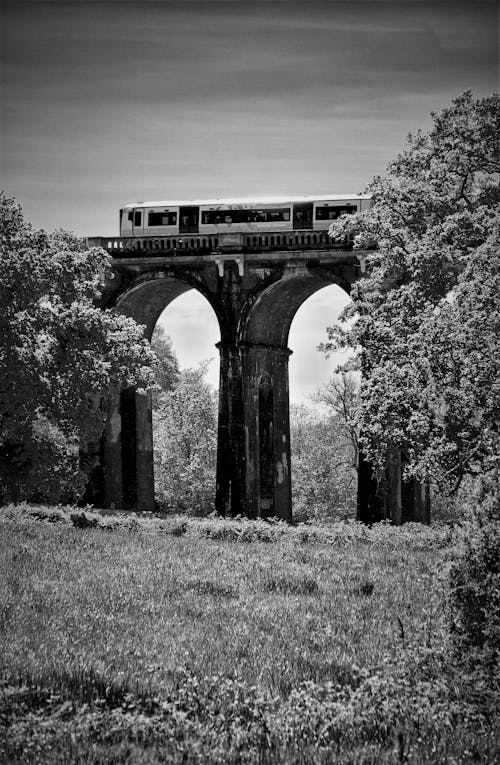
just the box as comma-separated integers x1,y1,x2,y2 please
1,0,496,235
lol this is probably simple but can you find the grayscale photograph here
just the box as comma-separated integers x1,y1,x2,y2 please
1,0,499,762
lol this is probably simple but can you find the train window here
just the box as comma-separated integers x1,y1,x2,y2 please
148,211,177,226
202,210,240,225
315,205,357,221
128,211,133,222
134,211,142,227
254,208,290,222
201,207,291,224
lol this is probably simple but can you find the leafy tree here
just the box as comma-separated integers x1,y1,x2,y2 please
290,402,356,521
153,362,217,514
0,193,156,503
323,90,499,695
448,472,500,657
312,371,360,469
150,324,180,393
323,91,500,494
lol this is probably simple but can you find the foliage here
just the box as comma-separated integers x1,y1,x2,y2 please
153,363,217,514
150,323,180,393
1,510,497,763
0,504,454,548
0,192,156,503
323,91,500,492
6,417,87,505
312,370,360,466
290,402,356,521
448,472,500,670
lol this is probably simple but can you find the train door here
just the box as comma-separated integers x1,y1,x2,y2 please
179,206,199,234
131,209,143,235
292,203,313,230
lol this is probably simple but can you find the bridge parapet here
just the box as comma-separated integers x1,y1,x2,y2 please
88,230,353,258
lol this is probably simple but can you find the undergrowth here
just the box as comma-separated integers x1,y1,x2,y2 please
0,502,454,547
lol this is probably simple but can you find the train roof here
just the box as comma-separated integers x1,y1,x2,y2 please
122,194,370,209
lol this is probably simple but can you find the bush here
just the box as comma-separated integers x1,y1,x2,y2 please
0,416,86,505
448,472,500,669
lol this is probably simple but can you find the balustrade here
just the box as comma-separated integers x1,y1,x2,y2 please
87,229,351,257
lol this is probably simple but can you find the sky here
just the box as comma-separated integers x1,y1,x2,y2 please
1,0,498,401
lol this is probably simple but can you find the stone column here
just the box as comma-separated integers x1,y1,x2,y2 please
386,449,403,525
104,386,123,510
102,386,154,512
358,447,431,525
400,453,431,524
357,448,384,524
412,479,431,524
241,343,292,522
135,389,154,512
215,343,246,517
120,387,137,509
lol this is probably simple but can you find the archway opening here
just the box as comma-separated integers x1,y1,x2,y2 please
288,283,358,522
151,289,220,516
240,271,356,523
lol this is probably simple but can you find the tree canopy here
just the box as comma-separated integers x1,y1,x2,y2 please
324,91,500,492
0,193,156,502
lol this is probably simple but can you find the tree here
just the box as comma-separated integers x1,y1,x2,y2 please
290,402,357,521
0,192,156,503
323,91,500,494
150,324,180,393
153,362,218,514
312,371,360,469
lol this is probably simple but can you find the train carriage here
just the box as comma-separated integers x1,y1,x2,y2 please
119,194,371,238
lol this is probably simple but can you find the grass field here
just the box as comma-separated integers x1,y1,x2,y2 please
0,506,498,763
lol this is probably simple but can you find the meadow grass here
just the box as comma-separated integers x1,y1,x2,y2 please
0,506,497,763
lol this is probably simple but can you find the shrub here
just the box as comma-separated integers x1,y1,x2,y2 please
448,472,500,671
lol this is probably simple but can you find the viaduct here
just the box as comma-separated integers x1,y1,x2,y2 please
87,230,430,525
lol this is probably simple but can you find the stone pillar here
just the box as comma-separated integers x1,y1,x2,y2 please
104,386,123,510
413,479,431,524
102,386,154,512
358,446,432,525
135,389,154,512
215,343,246,517
79,436,104,507
400,452,431,524
215,344,231,516
386,449,403,525
120,387,137,509
357,448,384,524
241,343,292,522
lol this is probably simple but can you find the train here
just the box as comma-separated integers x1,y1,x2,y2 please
119,194,370,237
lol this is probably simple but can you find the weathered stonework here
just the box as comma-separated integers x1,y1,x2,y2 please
87,238,429,524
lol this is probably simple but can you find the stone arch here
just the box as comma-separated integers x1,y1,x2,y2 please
104,275,225,512
114,274,227,341
240,266,350,349
236,267,351,520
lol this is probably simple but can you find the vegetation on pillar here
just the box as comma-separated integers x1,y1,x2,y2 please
324,91,500,494
0,192,156,503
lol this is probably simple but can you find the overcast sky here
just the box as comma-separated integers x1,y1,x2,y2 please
1,0,497,400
